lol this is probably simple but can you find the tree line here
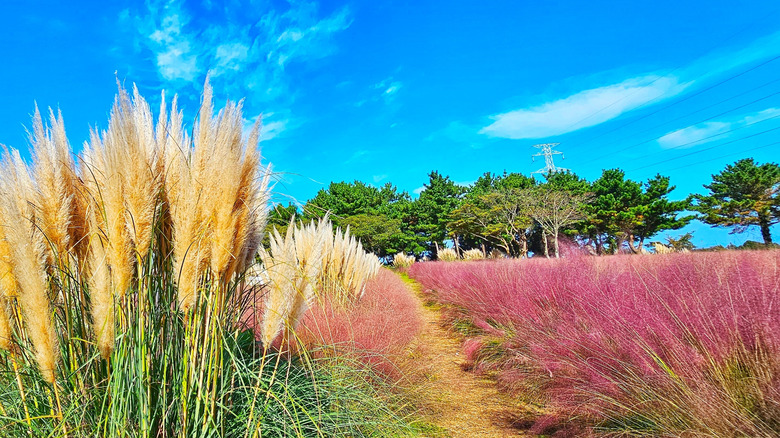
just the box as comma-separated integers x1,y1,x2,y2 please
267,158,780,260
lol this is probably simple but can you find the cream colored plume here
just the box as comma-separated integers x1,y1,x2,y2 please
0,150,58,383
81,85,161,299
88,233,114,359
392,252,415,268
462,248,485,260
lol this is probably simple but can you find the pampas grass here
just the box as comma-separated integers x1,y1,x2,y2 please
0,80,418,438
0,80,277,435
462,248,485,261
0,149,58,383
437,247,459,261
392,252,415,268
259,217,381,347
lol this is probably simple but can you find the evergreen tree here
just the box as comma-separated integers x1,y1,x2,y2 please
694,158,780,244
414,171,467,257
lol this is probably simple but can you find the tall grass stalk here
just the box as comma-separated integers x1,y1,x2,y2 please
0,82,408,437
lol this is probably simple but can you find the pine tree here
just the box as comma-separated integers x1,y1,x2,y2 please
694,158,780,244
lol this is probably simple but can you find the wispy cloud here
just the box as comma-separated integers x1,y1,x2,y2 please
145,5,198,81
130,0,351,126
657,122,731,149
372,77,403,104
480,31,780,140
481,75,687,139
658,107,780,149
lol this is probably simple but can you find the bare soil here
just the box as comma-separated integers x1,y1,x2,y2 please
397,273,536,438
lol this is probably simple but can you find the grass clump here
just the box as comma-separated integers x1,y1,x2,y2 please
0,81,421,437
392,252,415,269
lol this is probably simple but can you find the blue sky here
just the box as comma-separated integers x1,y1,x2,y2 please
1,0,779,247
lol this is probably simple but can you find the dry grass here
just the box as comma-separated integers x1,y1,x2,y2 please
258,217,381,347
437,247,459,262
393,252,416,268
462,249,485,261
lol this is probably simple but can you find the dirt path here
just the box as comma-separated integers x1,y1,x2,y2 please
397,273,533,438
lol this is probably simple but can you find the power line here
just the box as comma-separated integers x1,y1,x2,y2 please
628,124,780,172
578,78,780,166
589,108,780,167
556,10,780,144
664,140,780,172
573,53,780,151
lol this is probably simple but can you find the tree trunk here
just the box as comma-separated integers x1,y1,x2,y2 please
759,213,773,244
543,234,549,258
626,234,639,254
553,227,560,258
522,235,528,258
453,234,461,257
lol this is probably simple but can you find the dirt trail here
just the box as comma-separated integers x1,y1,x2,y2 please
398,273,533,438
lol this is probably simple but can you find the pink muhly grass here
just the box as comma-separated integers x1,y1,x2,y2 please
297,269,423,380
408,251,780,435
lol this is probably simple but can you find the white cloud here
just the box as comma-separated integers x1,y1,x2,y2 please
658,122,731,149
480,75,687,139
372,174,387,183
479,30,780,140
658,107,780,149
145,8,199,81
372,77,403,102
260,119,287,141
243,114,288,142
133,0,351,107
413,186,425,195
740,107,780,125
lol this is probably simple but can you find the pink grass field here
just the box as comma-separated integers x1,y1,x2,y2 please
408,251,780,436
297,269,423,380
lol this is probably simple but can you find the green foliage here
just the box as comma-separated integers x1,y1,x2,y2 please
304,181,425,256
264,202,300,247
295,169,692,259
413,171,467,255
340,213,404,257
694,158,780,244
581,169,692,254
665,232,695,251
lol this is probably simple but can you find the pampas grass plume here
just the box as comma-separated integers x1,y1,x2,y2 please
0,150,58,382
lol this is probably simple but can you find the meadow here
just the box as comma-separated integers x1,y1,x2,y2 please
408,251,780,436
0,79,778,438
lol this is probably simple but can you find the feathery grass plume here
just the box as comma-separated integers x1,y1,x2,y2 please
0,150,58,383
287,219,326,329
232,121,272,277
82,132,133,299
462,248,485,260
160,94,206,310
88,232,114,359
392,252,415,268
258,218,327,346
0,297,11,351
107,85,159,259
198,91,250,278
315,220,381,305
0,230,18,299
437,247,459,261
259,226,300,346
81,84,161,298
30,106,74,266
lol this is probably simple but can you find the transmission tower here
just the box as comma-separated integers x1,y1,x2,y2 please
531,143,569,175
